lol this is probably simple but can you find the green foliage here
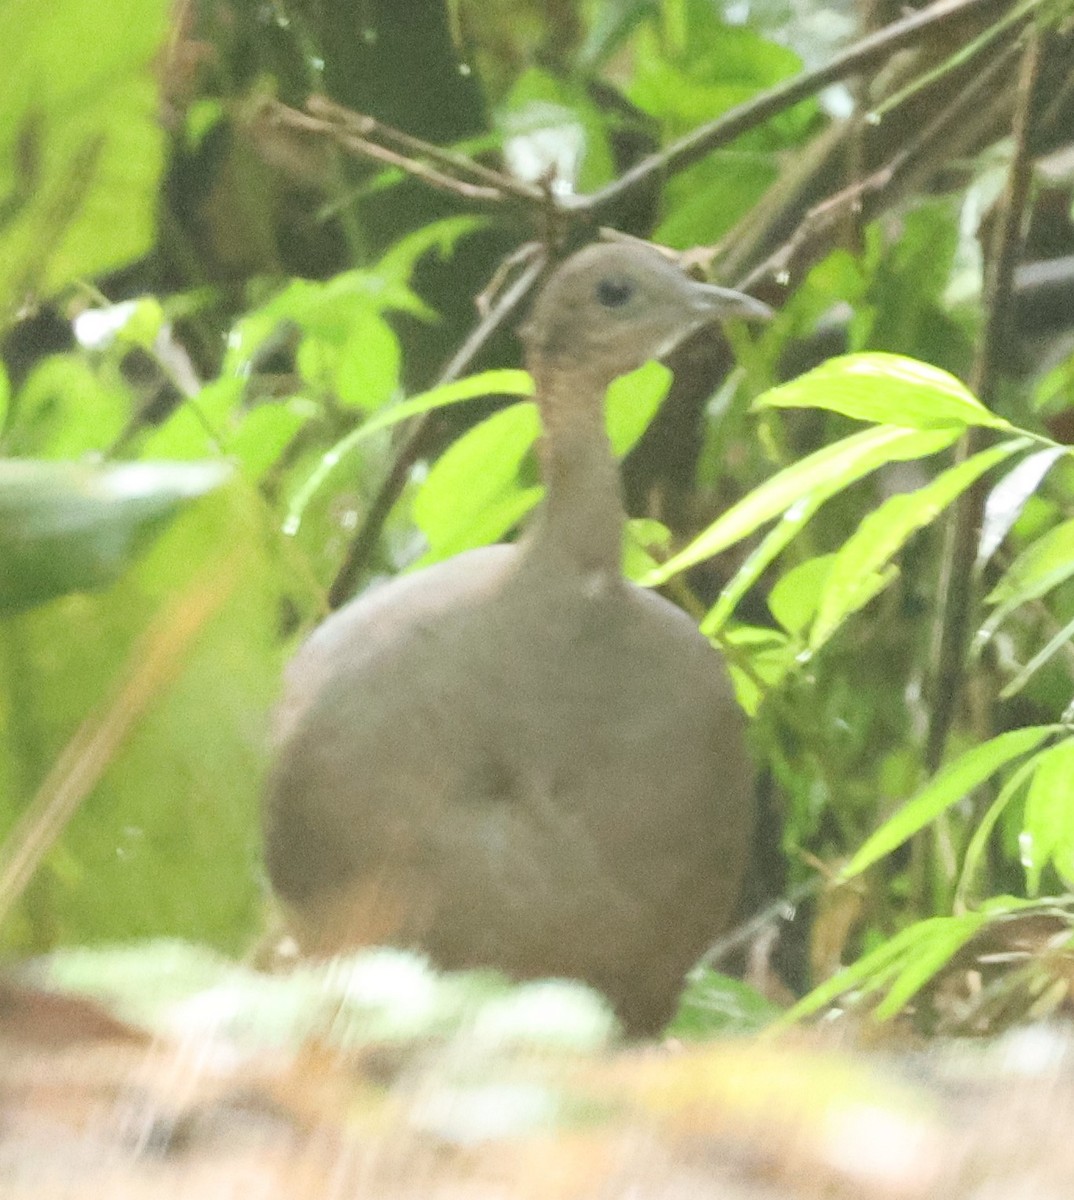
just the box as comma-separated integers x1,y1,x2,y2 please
0,459,231,612
0,0,168,318
2,0,1074,1044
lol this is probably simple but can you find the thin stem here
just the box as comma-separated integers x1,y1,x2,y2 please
925,30,1043,774
327,251,546,606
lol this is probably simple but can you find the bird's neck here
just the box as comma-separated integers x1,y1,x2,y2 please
523,361,625,579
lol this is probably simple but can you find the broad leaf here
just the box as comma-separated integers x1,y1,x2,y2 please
0,0,169,318
413,403,540,562
285,369,534,535
0,459,231,612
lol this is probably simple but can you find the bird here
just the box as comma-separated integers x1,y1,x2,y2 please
263,241,765,1034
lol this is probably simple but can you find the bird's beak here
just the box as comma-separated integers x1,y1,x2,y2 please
689,282,774,324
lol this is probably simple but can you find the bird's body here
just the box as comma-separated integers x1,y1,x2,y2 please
264,243,763,1033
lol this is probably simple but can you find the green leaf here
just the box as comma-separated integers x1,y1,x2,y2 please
1021,738,1074,892
332,310,401,410
998,610,1074,701
841,726,1059,880
0,360,9,432
756,353,1011,430
778,913,987,1024
375,216,487,283
623,517,673,582
768,554,833,638
871,913,988,1019
956,755,1041,906
0,459,231,612
701,496,824,636
808,438,1028,650
5,355,132,457
413,403,541,562
0,0,169,318
605,361,672,456
137,377,241,459
228,399,314,481
977,447,1066,569
670,969,780,1037
284,369,534,535
656,152,777,249
981,517,1074,636
0,485,280,951
644,424,961,585
718,623,795,716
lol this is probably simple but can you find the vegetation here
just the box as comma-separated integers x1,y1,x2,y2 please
2,0,1074,1035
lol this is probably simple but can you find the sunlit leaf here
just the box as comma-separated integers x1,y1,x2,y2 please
841,726,1058,880
4,355,132,457
808,438,1027,650
768,554,833,638
137,377,242,460
957,755,1041,906
284,369,534,535
375,216,487,282
981,517,1074,636
701,496,823,636
871,914,989,1019
778,913,987,1024
645,424,961,585
605,361,672,456
0,0,169,317
413,402,540,562
228,400,314,481
1021,738,1074,893
756,353,1011,430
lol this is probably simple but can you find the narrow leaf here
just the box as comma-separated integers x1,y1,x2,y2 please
999,610,1074,700
755,352,1011,430
841,726,1059,880
1021,738,1074,892
977,447,1066,569
872,913,988,1018
809,438,1027,649
645,424,961,585
982,517,1074,635
701,496,823,636
956,755,1041,907
285,369,534,534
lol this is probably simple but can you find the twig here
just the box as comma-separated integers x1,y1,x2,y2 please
327,249,547,606
574,0,1022,220
268,101,513,206
925,30,1044,776
739,37,1021,294
305,95,543,202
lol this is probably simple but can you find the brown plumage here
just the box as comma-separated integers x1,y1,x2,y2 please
264,242,764,1034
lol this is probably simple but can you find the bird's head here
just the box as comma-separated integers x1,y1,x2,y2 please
519,242,771,383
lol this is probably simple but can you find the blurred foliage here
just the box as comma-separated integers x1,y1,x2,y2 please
2,0,1074,1040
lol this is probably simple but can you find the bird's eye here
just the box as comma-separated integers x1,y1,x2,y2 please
595,277,635,309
